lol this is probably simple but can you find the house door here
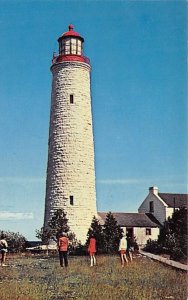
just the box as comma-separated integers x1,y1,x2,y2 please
126,227,133,238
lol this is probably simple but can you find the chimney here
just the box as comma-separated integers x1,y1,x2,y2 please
149,186,158,195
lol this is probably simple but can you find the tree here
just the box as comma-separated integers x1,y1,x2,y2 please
36,209,78,253
47,209,70,242
66,231,79,252
0,230,27,253
36,227,52,243
145,207,187,261
158,207,187,260
86,216,105,253
103,212,123,254
35,227,52,255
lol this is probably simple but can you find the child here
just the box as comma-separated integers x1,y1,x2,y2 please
88,234,97,267
119,234,128,267
126,235,134,262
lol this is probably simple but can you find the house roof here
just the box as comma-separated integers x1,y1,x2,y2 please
158,193,188,208
97,212,161,228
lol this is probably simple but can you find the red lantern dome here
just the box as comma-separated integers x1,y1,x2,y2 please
59,24,84,41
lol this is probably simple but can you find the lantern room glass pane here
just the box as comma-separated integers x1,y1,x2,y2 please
77,45,81,55
65,46,70,54
65,38,70,45
71,38,76,45
77,40,82,55
72,46,77,54
63,38,70,54
70,38,76,54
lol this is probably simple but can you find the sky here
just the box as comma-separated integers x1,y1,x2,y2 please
0,0,187,240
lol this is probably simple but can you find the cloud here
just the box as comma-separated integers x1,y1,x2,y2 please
0,177,45,184
97,179,144,185
0,211,34,220
97,178,188,188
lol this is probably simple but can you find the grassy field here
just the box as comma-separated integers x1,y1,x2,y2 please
0,254,187,300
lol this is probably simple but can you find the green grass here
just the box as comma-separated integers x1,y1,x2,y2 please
0,254,187,300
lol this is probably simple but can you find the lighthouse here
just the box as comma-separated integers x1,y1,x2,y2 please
44,25,97,243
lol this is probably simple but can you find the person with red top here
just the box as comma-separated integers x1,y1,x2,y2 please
88,234,97,267
58,233,69,267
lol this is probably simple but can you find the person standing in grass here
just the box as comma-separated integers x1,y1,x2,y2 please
126,235,134,262
119,234,128,267
0,234,8,267
58,232,69,267
88,234,97,267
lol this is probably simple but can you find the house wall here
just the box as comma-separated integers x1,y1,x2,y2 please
166,207,174,220
134,227,159,247
138,193,167,225
121,226,159,248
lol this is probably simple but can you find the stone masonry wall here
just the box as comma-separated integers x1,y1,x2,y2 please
44,61,97,243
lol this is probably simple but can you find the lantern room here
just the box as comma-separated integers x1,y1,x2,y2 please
52,24,90,65
58,24,84,56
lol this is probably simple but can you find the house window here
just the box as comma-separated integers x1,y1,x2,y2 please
146,228,151,235
70,94,74,104
70,195,74,206
149,201,154,213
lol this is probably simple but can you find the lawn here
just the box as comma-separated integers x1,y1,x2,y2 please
0,254,187,300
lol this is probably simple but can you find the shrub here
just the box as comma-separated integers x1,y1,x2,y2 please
144,207,187,262
170,246,186,261
144,239,163,254
70,243,87,256
0,230,27,253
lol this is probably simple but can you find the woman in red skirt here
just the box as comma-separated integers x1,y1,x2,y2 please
88,234,97,267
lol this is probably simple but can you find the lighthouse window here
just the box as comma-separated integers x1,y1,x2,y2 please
70,94,74,104
70,195,74,206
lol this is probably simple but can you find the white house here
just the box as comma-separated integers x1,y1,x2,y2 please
97,212,161,248
138,186,188,225
97,187,187,248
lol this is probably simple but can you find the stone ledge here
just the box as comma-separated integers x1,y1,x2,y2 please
139,250,188,272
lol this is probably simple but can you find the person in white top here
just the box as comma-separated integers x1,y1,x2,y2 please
119,234,128,267
0,234,8,266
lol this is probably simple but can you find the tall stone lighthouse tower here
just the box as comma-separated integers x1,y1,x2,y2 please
44,25,97,243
